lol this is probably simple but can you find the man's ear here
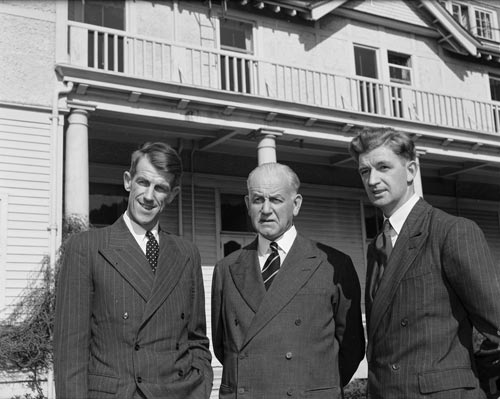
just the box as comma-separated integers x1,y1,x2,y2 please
123,171,132,191
406,160,418,185
292,193,303,217
244,195,250,213
166,185,181,204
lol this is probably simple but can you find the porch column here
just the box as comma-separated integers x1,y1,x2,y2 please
64,107,93,226
255,128,284,165
414,150,425,198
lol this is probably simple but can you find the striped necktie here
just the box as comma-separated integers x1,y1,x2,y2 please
146,231,159,273
262,242,280,290
370,219,393,299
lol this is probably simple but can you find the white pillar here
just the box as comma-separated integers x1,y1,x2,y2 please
256,128,283,165
414,150,425,198
64,108,90,226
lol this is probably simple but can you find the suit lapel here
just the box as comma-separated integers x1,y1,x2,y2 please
242,235,322,348
367,200,431,350
229,239,266,314
141,231,188,324
99,217,154,302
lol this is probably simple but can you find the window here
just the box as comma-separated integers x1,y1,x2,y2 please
475,9,493,39
442,1,497,41
489,75,500,132
220,19,253,54
219,194,254,257
388,52,411,85
354,45,380,114
452,2,470,30
220,194,252,232
69,0,125,72
219,18,254,93
354,46,378,79
90,183,128,227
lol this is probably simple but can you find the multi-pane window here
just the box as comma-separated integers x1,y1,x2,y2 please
69,0,125,72
442,1,497,41
475,9,493,40
388,51,412,85
489,75,500,132
452,2,470,30
219,18,254,93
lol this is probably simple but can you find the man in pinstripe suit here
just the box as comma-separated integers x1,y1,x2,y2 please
349,128,500,399
54,142,212,399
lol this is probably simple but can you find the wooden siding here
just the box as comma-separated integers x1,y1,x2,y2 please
0,108,52,315
345,0,429,27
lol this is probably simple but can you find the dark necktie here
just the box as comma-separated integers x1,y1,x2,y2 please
370,219,393,299
146,231,159,273
262,242,280,290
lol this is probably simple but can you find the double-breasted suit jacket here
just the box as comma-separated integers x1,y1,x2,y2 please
54,217,213,399
211,234,365,399
366,199,500,399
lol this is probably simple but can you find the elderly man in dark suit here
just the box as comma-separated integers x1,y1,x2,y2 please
349,128,500,399
54,142,213,399
211,162,365,399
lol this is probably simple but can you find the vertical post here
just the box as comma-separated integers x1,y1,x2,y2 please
255,128,284,165
414,150,425,198
64,106,94,227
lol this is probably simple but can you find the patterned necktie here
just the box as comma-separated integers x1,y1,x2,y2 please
262,242,280,290
370,219,393,299
146,231,159,273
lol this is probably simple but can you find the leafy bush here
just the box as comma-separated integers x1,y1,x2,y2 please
0,217,88,398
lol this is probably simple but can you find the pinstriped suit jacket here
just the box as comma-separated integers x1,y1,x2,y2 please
54,216,212,399
366,199,500,399
212,234,365,399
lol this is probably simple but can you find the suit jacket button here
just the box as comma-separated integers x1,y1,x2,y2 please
285,352,293,359
176,343,180,350
122,312,129,320
135,343,140,351
234,318,239,326
400,318,408,327
287,389,294,396
181,312,185,319
391,363,400,371
137,376,142,383
295,318,301,326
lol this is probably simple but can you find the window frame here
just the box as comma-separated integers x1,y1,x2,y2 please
387,51,412,86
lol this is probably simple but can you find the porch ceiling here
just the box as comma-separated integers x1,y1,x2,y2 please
58,65,500,188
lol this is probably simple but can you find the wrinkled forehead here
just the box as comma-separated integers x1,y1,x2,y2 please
247,170,294,195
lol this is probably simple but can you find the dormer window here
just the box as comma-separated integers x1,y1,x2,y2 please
441,1,496,41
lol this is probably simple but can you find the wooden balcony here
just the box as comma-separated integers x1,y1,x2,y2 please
67,22,500,136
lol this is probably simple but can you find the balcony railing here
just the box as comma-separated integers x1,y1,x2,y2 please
67,22,500,135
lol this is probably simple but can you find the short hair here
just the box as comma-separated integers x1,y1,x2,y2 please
247,162,300,193
348,128,416,163
129,142,183,186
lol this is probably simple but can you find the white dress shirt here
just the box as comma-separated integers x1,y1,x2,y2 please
257,225,297,270
385,193,420,246
123,211,159,254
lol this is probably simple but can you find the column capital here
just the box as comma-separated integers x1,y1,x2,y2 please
254,127,284,139
66,100,97,112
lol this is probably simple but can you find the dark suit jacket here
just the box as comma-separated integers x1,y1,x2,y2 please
211,234,364,399
366,199,500,399
54,217,213,399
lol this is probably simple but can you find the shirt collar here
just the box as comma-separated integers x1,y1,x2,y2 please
258,225,297,256
123,211,159,241
386,193,420,235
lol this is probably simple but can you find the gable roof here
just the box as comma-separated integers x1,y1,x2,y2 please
254,0,500,60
